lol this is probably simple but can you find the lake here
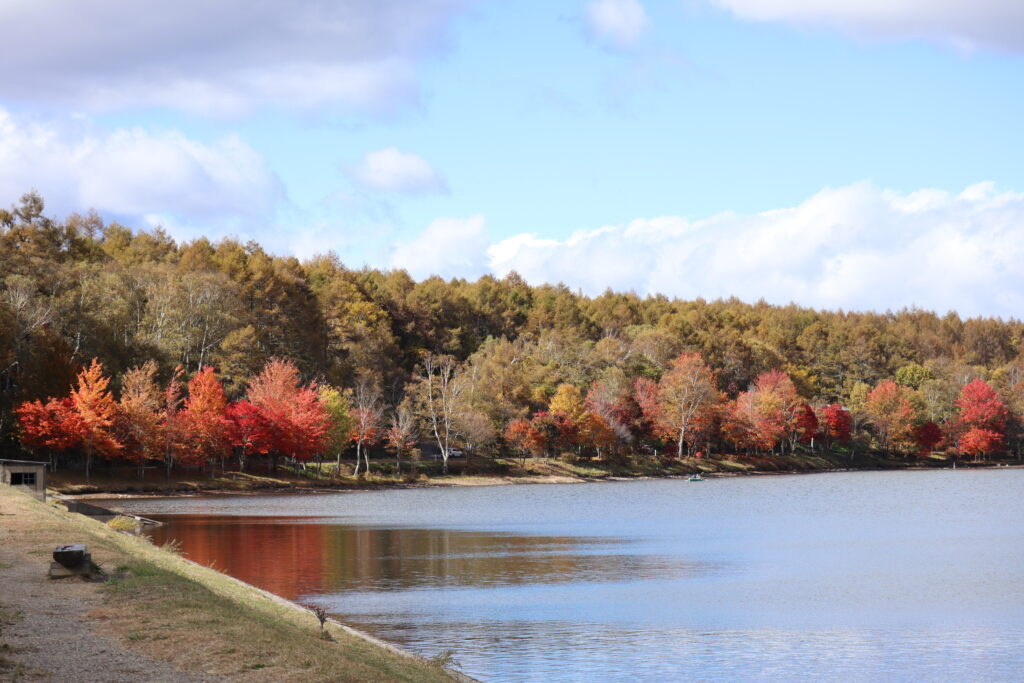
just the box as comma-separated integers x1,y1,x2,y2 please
105,470,1024,681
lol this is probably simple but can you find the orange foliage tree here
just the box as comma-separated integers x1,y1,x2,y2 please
15,397,84,467
69,359,122,480
865,379,917,455
160,366,186,478
117,360,163,479
504,417,545,464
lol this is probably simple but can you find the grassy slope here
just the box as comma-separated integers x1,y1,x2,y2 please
0,485,458,682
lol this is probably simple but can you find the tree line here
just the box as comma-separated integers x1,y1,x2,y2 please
2,192,1023,471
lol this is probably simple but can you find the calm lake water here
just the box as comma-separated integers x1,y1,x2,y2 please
107,470,1024,681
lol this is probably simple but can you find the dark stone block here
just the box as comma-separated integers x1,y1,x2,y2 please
53,544,87,567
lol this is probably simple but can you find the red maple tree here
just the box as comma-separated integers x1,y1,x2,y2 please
794,403,819,444
818,404,852,446
180,366,231,472
243,358,330,469
226,400,269,470
955,379,1008,459
914,420,943,456
16,397,85,454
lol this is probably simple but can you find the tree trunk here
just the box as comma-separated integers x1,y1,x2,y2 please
354,440,362,476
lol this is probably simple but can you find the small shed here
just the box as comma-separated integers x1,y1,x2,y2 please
0,459,47,501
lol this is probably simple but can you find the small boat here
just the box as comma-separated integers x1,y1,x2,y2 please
688,473,705,482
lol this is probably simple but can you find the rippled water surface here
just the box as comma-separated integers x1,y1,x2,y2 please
107,470,1024,681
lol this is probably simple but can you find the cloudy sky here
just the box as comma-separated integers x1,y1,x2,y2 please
2,0,1023,317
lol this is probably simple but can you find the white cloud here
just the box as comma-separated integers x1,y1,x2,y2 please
485,181,1024,318
710,0,1024,53
0,0,467,115
391,214,489,280
0,109,284,242
585,0,651,49
354,147,448,193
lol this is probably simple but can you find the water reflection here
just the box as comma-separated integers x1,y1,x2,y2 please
120,471,1024,682
146,516,712,601
340,620,1024,682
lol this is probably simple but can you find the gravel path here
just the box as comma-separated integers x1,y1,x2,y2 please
0,545,214,682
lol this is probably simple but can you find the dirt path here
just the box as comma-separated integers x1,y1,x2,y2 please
0,488,460,683
0,528,212,681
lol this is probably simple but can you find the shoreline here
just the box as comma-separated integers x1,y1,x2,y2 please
59,459,1024,501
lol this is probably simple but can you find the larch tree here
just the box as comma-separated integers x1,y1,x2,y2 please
549,384,586,428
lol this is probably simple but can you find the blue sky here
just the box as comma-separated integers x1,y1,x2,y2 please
2,0,1023,316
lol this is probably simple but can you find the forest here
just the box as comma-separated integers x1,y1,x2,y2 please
2,192,1022,476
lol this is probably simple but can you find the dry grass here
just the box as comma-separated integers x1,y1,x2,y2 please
0,486,459,682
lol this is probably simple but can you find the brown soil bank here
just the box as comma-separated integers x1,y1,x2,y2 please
45,449,1014,497
0,485,464,682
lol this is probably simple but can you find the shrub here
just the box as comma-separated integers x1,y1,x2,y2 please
559,451,581,465
106,515,139,533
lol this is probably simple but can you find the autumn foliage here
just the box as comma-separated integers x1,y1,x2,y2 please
17,357,333,477
243,358,331,463
7,193,1024,475
955,379,1008,459
15,397,84,453
12,351,1019,478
